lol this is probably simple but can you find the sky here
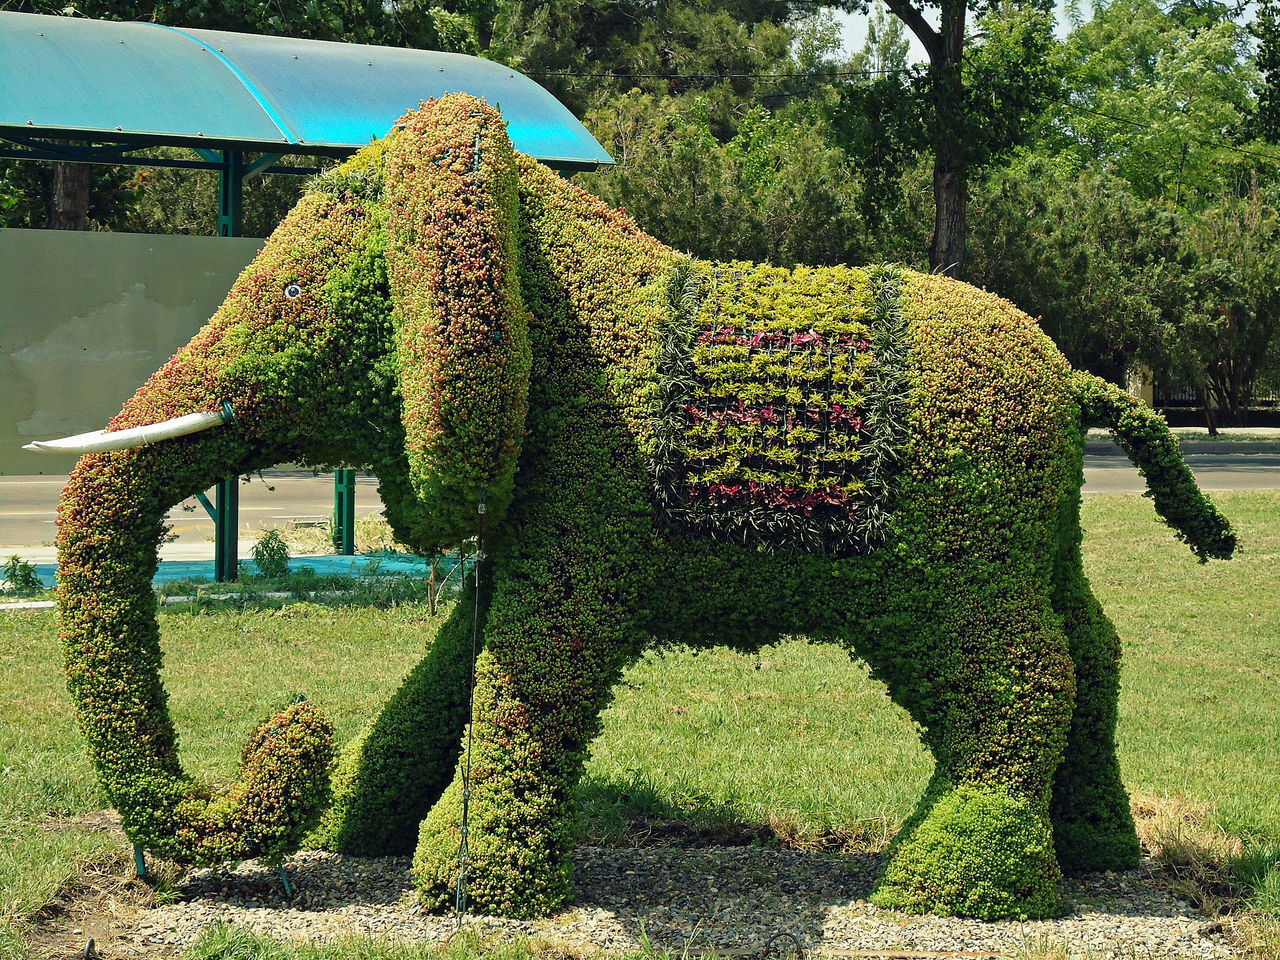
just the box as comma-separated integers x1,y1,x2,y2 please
831,1,1089,63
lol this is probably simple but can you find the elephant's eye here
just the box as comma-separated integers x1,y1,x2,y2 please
283,283,302,300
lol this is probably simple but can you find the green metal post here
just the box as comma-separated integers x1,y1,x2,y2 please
334,469,356,555
215,478,239,581
214,150,245,581
218,149,244,238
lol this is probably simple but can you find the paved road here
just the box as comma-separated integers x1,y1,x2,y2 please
1082,453,1280,494
0,470,382,554
3,455,1278,553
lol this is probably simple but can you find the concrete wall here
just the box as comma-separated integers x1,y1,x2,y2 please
1,229,261,475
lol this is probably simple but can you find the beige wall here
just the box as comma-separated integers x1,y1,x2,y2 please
1,229,261,475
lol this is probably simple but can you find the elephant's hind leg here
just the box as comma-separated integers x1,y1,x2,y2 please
871,574,1075,920
311,569,488,856
1048,503,1141,873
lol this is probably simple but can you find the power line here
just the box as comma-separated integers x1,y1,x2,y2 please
526,64,912,102
540,65,1280,163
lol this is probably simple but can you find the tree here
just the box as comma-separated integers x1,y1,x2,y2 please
112,152,319,237
881,0,970,272
0,149,133,230
853,1,912,74
968,153,1280,427
1251,0,1280,141
0,0,487,50
834,0,1060,275
1047,0,1265,202
488,0,826,128
549,6,873,263
580,92,863,265
967,155,1195,382
1179,180,1280,425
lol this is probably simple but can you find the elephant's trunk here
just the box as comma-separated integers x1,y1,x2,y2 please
56,431,335,866
50,184,396,866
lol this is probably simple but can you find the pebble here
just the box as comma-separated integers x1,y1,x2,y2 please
128,847,1240,958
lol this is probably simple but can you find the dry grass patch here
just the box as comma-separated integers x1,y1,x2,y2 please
278,513,401,556
19,851,185,960
1232,915,1280,960
1132,793,1243,901
1132,794,1280,960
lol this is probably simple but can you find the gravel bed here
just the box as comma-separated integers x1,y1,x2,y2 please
128,847,1238,958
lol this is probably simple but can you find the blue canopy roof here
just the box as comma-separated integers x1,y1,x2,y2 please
0,11,612,169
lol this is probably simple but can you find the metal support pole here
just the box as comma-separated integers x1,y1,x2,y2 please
333,469,356,555
218,149,244,238
428,556,439,616
213,150,245,582
215,478,239,581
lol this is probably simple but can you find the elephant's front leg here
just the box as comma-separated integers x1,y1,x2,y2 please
310,566,489,856
412,425,650,917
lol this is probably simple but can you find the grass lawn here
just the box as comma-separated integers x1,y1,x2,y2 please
1,490,1277,957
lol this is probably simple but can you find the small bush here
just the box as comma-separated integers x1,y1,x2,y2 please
252,530,292,580
1,555,43,596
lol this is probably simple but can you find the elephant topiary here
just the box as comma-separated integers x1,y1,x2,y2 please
51,94,1236,921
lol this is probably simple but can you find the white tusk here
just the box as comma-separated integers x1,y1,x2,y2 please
23,408,231,454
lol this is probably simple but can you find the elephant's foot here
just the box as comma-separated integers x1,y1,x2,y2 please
413,777,575,918
1052,818,1141,875
1050,778,1140,874
872,784,1067,920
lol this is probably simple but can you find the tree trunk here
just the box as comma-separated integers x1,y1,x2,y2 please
875,0,969,275
48,160,93,230
1206,364,1251,428
927,2,967,276
931,160,966,275
1201,386,1218,436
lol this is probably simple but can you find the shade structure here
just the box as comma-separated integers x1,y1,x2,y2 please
0,10,612,169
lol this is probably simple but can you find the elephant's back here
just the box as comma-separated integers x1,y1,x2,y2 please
896,270,1077,473
888,270,1082,551
647,263,1080,558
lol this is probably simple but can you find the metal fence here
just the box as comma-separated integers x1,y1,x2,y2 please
1154,385,1280,408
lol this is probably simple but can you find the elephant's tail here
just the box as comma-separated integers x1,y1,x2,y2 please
1072,371,1236,561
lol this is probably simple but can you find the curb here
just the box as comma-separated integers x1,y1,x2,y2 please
0,591,316,613
0,582,461,613
1086,441,1280,456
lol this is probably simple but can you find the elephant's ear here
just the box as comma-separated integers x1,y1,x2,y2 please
384,94,532,547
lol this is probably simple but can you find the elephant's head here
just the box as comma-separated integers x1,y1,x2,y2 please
51,94,545,865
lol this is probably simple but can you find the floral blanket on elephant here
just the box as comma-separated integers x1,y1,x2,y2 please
652,262,909,555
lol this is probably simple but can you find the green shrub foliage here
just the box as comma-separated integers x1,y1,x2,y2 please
251,529,291,579
56,95,1235,914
